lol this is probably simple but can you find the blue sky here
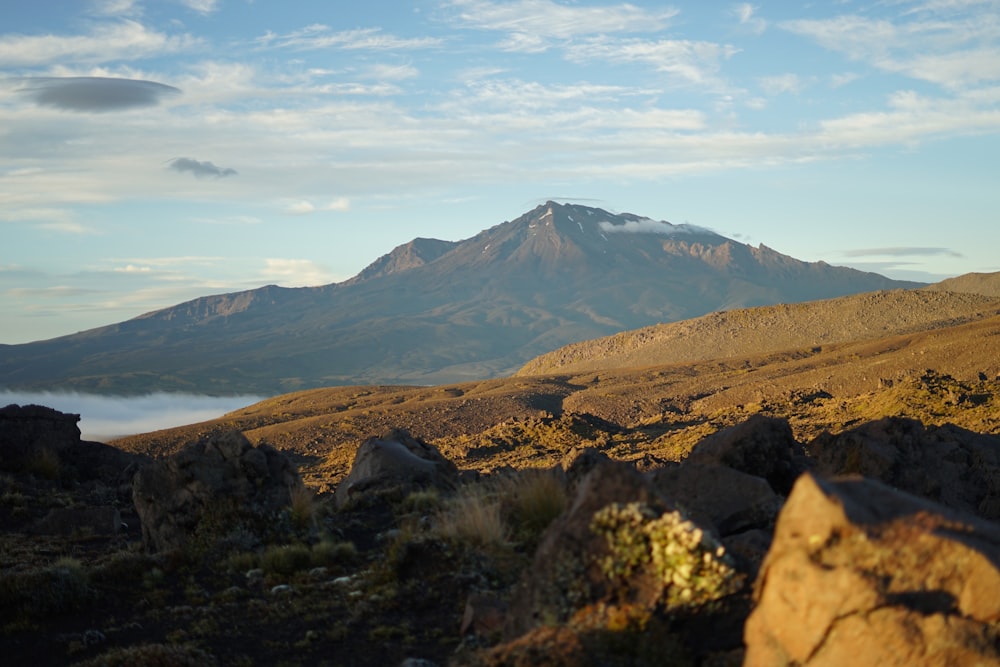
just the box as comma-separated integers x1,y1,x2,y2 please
2,0,999,345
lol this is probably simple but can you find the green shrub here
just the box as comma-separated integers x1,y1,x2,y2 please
260,543,313,576
0,557,92,623
310,539,357,567
72,642,217,666
590,502,740,611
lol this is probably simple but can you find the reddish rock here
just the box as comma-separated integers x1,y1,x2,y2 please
744,473,1000,667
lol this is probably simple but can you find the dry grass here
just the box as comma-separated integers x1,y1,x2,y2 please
433,485,509,550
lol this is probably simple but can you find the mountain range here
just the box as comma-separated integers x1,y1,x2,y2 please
0,201,921,395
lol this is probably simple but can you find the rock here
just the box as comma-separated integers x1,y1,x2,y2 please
648,463,782,537
559,447,612,490
811,416,1000,521
131,430,302,553
0,404,145,484
334,429,459,509
35,506,121,536
683,415,807,495
0,404,81,473
744,473,1000,667
461,593,508,639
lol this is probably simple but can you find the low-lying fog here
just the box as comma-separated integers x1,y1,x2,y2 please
0,391,267,442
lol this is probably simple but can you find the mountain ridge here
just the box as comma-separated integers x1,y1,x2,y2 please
0,201,922,394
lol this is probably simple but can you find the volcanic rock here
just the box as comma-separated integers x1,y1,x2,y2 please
683,415,807,495
334,429,459,509
810,416,1000,521
744,473,1000,666
131,430,301,553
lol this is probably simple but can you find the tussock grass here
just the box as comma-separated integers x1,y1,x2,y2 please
433,485,509,550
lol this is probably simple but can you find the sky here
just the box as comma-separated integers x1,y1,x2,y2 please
2,0,999,345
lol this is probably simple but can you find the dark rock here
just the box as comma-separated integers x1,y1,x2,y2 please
334,429,458,509
684,415,807,495
0,404,80,473
810,417,1000,521
744,473,1000,666
649,463,782,537
131,430,301,553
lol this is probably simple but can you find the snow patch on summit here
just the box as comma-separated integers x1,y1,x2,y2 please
599,218,713,236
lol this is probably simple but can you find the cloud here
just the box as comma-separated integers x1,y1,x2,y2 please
779,10,1000,90
732,3,767,34
445,0,678,47
256,25,442,51
180,0,220,15
168,158,237,179
565,38,738,87
598,218,716,235
19,76,180,112
0,20,199,67
842,246,964,258
284,198,350,214
261,258,337,287
758,73,803,95
0,391,266,441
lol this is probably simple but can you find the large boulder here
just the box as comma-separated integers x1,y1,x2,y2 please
0,404,81,473
131,431,301,553
811,416,1000,521
744,473,1000,667
334,429,459,509
683,415,807,495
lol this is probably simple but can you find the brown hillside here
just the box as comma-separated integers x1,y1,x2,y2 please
113,308,1000,492
924,271,1000,297
515,289,1000,376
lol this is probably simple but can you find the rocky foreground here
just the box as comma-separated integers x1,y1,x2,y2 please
5,402,1000,666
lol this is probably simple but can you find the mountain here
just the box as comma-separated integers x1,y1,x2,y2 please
0,201,922,395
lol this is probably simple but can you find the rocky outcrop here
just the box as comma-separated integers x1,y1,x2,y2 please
0,404,81,473
683,415,807,495
811,416,1000,521
131,431,301,553
744,473,1000,666
334,429,459,509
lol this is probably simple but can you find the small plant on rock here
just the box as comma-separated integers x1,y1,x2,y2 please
590,502,740,612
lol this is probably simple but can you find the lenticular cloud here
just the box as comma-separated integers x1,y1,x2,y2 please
19,76,180,112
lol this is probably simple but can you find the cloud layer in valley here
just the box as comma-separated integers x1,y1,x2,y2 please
0,391,265,441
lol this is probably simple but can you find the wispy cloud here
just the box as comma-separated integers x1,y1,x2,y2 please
283,198,350,215
256,25,442,51
180,0,220,15
261,258,336,287
446,0,678,49
18,76,180,112
758,73,803,95
565,38,737,87
168,157,237,179
779,8,1000,90
0,20,199,67
843,246,964,258
732,3,767,34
